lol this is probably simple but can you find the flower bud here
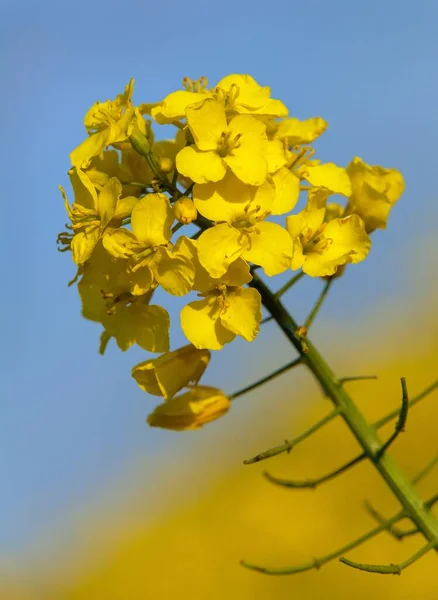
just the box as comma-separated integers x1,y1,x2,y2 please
159,156,174,174
173,197,198,224
147,386,230,430
132,345,210,400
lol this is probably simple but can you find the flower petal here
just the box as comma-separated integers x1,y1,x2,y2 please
70,129,109,169
270,167,300,215
151,90,211,124
176,146,226,184
131,193,174,245
304,163,352,197
303,215,371,277
147,386,230,431
220,288,261,341
71,226,100,265
181,298,235,350
224,115,267,185
97,177,122,228
220,258,252,287
113,195,138,220
197,223,244,278
68,168,98,210
346,157,405,232
242,221,292,276
105,303,170,352
186,98,227,151
132,345,210,400
152,246,195,296
275,117,328,145
102,228,145,259
266,140,288,174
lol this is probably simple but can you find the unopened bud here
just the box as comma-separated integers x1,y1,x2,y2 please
158,157,174,174
173,197,197,224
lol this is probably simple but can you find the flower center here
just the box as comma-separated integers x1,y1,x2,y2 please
217,131,242,157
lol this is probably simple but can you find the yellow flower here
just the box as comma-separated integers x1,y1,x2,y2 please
70,79,142,168
59,169,137,265
286,189,371,277
147,386,230,431
77,244,170,352
346,157,405,232
177,238,261,350
301,161,352,197
192,173,292,278
142,77,212,124
272,116,328,145
132,345,210,400
103,193,195,296
214,74,288,118
176,98,268,185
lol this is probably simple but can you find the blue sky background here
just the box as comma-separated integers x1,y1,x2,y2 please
1,0,438,566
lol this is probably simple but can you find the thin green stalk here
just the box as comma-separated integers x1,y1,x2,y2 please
243,272,438,572
364,501,419,540
274,271,305,299
304,278,334,330
244,408,341,465
230,358,302,401
413,454,438,485
264,452,365,489
340,540,436,575
373,379,438,430
241,511,405,575
375,378,409,459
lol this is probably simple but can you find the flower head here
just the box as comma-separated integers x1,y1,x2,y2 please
147,386,230,431
286,189,371,277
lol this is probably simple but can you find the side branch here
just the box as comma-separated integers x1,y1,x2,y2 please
229,357,302,401
241,511,405,575
243,408,341,465
264,453,365,489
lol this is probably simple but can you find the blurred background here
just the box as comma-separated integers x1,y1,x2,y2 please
1,0,437,598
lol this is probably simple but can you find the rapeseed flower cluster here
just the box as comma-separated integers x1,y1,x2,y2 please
58,75,404,430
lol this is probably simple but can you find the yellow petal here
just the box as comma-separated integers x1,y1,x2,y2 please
304,163,352,197
275,117,328,145
173,236,213,292
70,129,109,169
242,221,292,276
152,246,195,296
220,258,252,287
102,228,145,259
151,90,211,124
131,193,174,245
176,146,226,184
270,168,300,215
113,195,137,220
97,177,122,228
224,115,267,185
346,157,405,232
266,139,288,173
193,171,252,222
132,345,210,400
105,303,170,352
197,223,244,278
216,74,270,108
186,98,227,151
220,288,261,341
128,265,154,296
68,168,98,210
147,386,230,430
181,298,236,350
250,98,288,118
71,226,100,265
303,215,371,277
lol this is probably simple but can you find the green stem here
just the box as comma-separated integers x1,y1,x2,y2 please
242,511,405,575
230,358,302,402
274,271,305,299
413,454,438,485
373,379,438,430
244,408,341,465
247,272,438,558
340,540,436,575
304,277,334,330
